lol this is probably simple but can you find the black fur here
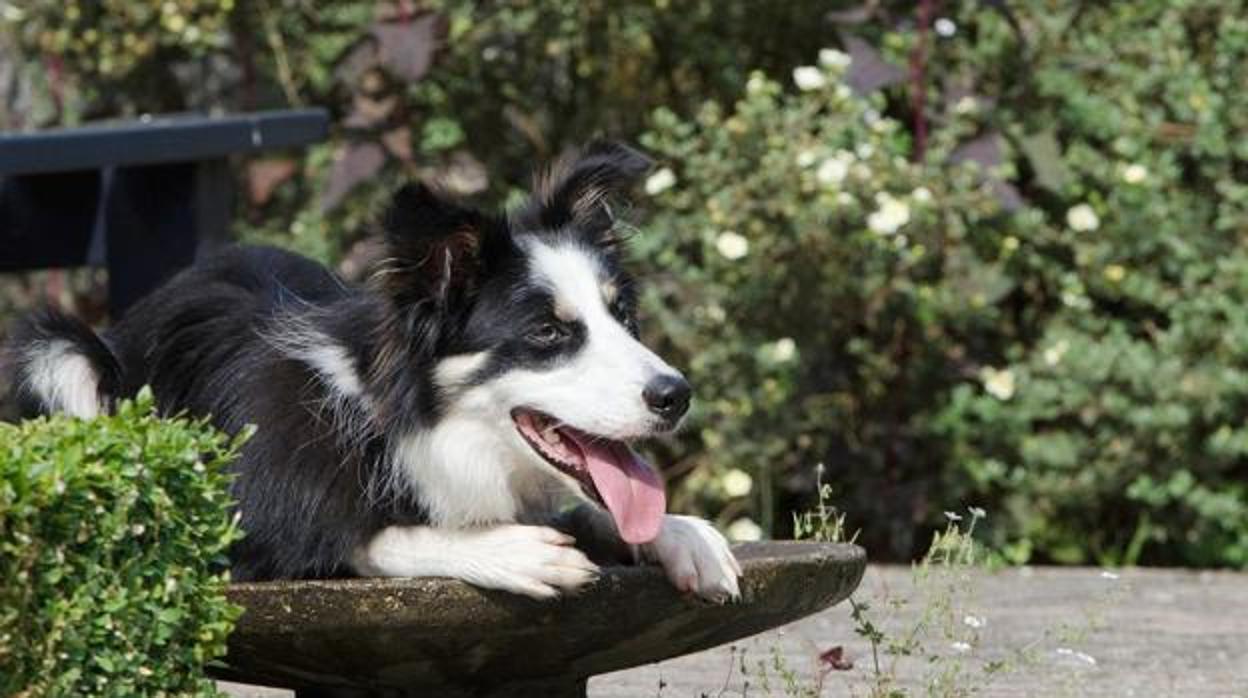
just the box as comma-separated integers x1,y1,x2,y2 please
2,142,653,581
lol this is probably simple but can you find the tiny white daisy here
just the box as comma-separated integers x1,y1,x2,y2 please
793,66,827,91
1066,203,1100,232
818,48,852,71
1122,163,1148,184
716,231,750,260
644,167,677,195
721,469,754,498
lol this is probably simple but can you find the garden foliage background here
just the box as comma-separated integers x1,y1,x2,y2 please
2,0,1247,568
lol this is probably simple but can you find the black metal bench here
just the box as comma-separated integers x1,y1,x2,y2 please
0,109,329,316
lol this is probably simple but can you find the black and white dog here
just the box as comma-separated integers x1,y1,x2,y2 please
5,142,740,601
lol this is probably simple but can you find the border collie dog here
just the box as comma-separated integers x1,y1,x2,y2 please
5,142,740,601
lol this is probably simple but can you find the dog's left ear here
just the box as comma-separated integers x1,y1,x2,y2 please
522,140,652,245
379,182,489,310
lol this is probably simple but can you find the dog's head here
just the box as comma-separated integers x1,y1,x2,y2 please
375,142,687,543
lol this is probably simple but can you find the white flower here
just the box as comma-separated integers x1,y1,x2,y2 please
951,641,972,653
855,142,875,159
911,187,932,203
835,84,853,100
1066,203,1100,232
963,615,985,629
944,511,963,522
817,151,855,186
746,72,768,95
131,524,146,536
980,367,1016,400
772,337,797,362
644,167,677,195
934,18,957,37
954,96,978,115
867,193,911,235
796,149,818,168
705,304,727,323
818,48,852,71
969,506,987,519
715,231,750,260
721,469,754,498
727,518,764,542
1122,163,1148,184
792,66,827,91
1043,339,1070,367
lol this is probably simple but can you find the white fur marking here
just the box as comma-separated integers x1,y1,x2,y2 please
352,524,599,599
642,515,742,602
515,239,681,439
434,351,490,390
261,317,371,408
26,340,103,418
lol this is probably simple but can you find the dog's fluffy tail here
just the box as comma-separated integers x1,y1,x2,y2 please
4,309,121,419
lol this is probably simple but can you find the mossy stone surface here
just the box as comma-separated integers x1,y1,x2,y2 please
210,541,866,697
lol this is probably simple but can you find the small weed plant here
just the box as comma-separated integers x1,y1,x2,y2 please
696,466,1123,697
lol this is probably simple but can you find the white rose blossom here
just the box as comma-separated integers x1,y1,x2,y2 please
1066,203,1100,232
721,469,754,498
980,367,1016,400
1122,163,1148,184
715,231,750,260
644,167,676,195
818,48,852,71
867,193,911,235
792,66,827,91
934,18,957,37
772,337,797,362
817,151,855,186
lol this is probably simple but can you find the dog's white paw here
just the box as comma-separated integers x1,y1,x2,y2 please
354,524,599,600
460,525,601,599
643,515,743,602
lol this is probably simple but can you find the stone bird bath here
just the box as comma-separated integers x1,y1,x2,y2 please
209,541,866,697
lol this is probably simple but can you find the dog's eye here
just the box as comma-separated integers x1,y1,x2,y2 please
528,322,570,346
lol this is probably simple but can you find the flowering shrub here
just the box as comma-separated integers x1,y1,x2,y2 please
639,1,1248,567
922,1,1248,567
637,59,1025,557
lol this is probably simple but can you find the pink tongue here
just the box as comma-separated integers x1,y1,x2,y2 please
577,438,666,544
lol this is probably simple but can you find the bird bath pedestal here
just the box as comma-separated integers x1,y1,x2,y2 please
210,541,866,697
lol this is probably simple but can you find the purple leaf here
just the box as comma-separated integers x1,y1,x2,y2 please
842,35,906,94
322,142,385,211
373,12,445,81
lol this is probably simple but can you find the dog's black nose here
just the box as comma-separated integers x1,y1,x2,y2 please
643,374,692,422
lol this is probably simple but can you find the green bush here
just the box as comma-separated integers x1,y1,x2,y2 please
638,1,1248,567
0,391,243,696
637,60,1025,559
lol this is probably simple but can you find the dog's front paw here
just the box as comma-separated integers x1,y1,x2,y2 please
467,525,601,600
643,515,743,602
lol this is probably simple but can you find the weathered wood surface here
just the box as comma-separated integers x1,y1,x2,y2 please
223,564,1248,697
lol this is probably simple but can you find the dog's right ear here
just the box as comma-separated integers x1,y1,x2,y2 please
378,183,487,309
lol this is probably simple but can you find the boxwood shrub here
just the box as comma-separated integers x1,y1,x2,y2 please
0,390,244,697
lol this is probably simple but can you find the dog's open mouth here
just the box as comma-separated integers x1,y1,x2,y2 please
512,408,666,544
